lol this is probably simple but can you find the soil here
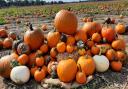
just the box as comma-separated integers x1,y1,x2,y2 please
0,14,128,89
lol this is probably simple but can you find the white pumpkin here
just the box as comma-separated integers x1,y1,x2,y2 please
93,55,109,72
10,66,30,84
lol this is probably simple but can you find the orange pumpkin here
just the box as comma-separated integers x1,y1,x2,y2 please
42,65,48,74
111,61,122,72
115,23,125,34
77,56,95,75
10,52,19,60
28,52,36,66
106,49,116,61
47,31,61,48
0,29,7,38
91,46,100,55
86,50,92,56
112,39,126,50
57,42,66,53
0,39,3,49
8,32,17,40
101,26,116,42
116,51,126,62
86,40,94,48
78,48,86,56
18,54,29,65
66,45,74,53
40,44,49,54
36,57,44,67
66,36,75,45
57,58,77,82
50,47,58,58
92,33,101,43
41,24,47,31
54,10,78,35
3,38,13,49
75,30,87,43
30,66,38,76
24,24,44,50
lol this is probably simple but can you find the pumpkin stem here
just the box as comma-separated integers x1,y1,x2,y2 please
78,63,82,72
29,23,33,31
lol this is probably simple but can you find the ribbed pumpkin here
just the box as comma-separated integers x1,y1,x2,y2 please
57,58,77,82
24,24,44,50
0,55,14,78
54,10,78,35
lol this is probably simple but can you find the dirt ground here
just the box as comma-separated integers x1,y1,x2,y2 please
0,14,128,89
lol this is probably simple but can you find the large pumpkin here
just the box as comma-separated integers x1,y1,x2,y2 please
77,56,95,75
24,24,44,50
57,58,77,82
0,55,14,78
54,10,78,35
101,26,116,42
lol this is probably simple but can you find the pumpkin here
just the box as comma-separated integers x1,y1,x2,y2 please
0,55,14,78
75,30,87,43
42,65,48,74
0,39,3,49
47,31,61,48
78,48,86,56
91,46,100,55
76,64,86,84
57,58,77,82
17,42,30,55
0,29,7,38
66,36,75,45
54,10,78,35
86,50,92,56
44,55,51,66
93,55,109,72
10,66,30,84
57,42,66,53
66,45,74,53
106,49,116,61
36,56,44,67
96,44,111,53
3,38,13,49
116,51,127,62
28,52,36,66
86,40,94,48
24,24,44,50
101,26,116,42
40,44,49,54
41,24,47,31
34,68,46,82
115,23,125,34
10,52,19,60
77,56,95,75
30,66,38,76
111,18,115,24
92,33,101,43
18,54,29,65
8,32,17,40
50,47,58,58
111,61,122,72
112,39,126,50
86,17,93,22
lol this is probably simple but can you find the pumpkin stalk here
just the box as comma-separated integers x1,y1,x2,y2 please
29,23,33,31
78,64,82,72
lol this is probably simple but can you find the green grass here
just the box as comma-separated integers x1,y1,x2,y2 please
0,18,7,25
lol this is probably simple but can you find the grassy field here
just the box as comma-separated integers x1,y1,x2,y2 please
0,0,128,25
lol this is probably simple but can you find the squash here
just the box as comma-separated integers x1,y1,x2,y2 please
24,24,44,50
47,31,61,48
0,55,15,78
93,55,109,72
77,56,95,75
54,10,78,35
115,23,125,34
106,49,116,61
101,26,116,42
112,39,126,50
36,56,44,67
57,58,77,82
92,33,101,43
8,32,17,40
91,46,100,55
40,44,49,54
50,47,58,58
10,66,30,84
3,38,13,49
18,54,29,65
66,44,74,53
0,29,7,38
110,61,122,72
57,42,66,53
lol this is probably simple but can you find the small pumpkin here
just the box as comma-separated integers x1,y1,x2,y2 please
10,66,30,84
17,42,30,55
40,44,49,54
101,26,116,42
92,33,101,43
42,65,48,74
28,52,36,66
91,46,100,55
116,51,127,62
86,40,94,48
34,68,46,82
111,61,122,72
115,23,125,34
57,58,77,82
106,49,116,61
50,47,58,58
18,54,29,65
112,39,126,50
0,29,7,38
78,48,86,56
10,52,19,60
47,31,61,48
24,24,44,50
8,32,17,40
54,10,78,35
77,55,95,75
3,37,13,49
57,42,66,53
36,56,44,67
30,66,38,76
41,24,47,31
66,45,74,53
66,36,75,45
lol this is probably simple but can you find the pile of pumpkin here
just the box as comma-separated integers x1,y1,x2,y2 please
0,27,17,49
0,10,127,85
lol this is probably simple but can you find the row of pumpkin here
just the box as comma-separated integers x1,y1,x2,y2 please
0,9,127,85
